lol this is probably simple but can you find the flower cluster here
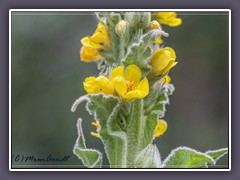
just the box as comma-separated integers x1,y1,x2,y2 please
80,21,110,62
73,11,182,168
79,12,181,139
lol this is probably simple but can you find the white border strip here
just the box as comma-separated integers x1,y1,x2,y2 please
228,9,231,171
9,9,231,172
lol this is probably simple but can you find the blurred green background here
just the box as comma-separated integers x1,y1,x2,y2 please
11,11,229,168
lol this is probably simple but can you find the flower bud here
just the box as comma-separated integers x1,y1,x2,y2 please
154,119,168,138
150,47,178,76
125,12,151,29
161,75,171,84
150,20,161,29
139,12,151,29
115,20,127,35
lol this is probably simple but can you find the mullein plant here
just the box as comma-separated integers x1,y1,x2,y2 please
71,12,228,168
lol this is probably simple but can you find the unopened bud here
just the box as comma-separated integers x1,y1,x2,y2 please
115,20,127,35
139,12,151,29
125,12,151,29
150,20,161,29
154,119,168,138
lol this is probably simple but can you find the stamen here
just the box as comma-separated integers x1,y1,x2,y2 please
126,80,134,91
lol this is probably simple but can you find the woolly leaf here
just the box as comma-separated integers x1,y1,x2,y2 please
142,83,174,148
134,144,161,168
206,148,228,162
86,94,128,168
162,146,215,168
142,113,158,149
73,118,102,168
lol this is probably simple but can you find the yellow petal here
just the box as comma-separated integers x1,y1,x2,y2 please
80,46,101,63
125,64,141,86
124,90,147,100
112,75,127,97
91,32,105,45
136,77,149,95
155,36,163,44
157,12,182,27
157,12,176,19
161,75,171,84
167,18,182,27
164,47,176,60
154,119,168,137
160,61,178,75
94,76,114,95
83,76,96,94
94,22,110,47
124,77,149,100
96,21,107,34
110,66,124,81
81,36,92,47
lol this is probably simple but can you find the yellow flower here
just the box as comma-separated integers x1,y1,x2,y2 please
81,21,110,50
110,65,149,100
150,47,178,76
83,76,114,95
154,119,167,138
80,46,101,63
156,12,182,27
161,75,171,84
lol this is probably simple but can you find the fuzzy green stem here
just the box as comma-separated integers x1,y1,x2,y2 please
126,99,145,167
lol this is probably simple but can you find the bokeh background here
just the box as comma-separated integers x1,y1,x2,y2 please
11,11,229,168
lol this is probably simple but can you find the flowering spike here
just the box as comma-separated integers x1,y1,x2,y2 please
72,11,228,169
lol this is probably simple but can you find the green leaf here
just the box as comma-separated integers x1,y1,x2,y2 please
134,144,161,168
73,118,102,168
142,114,158,149
162,146,215,168
206,148,228,162
143,83,175,148
86,94,128,168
